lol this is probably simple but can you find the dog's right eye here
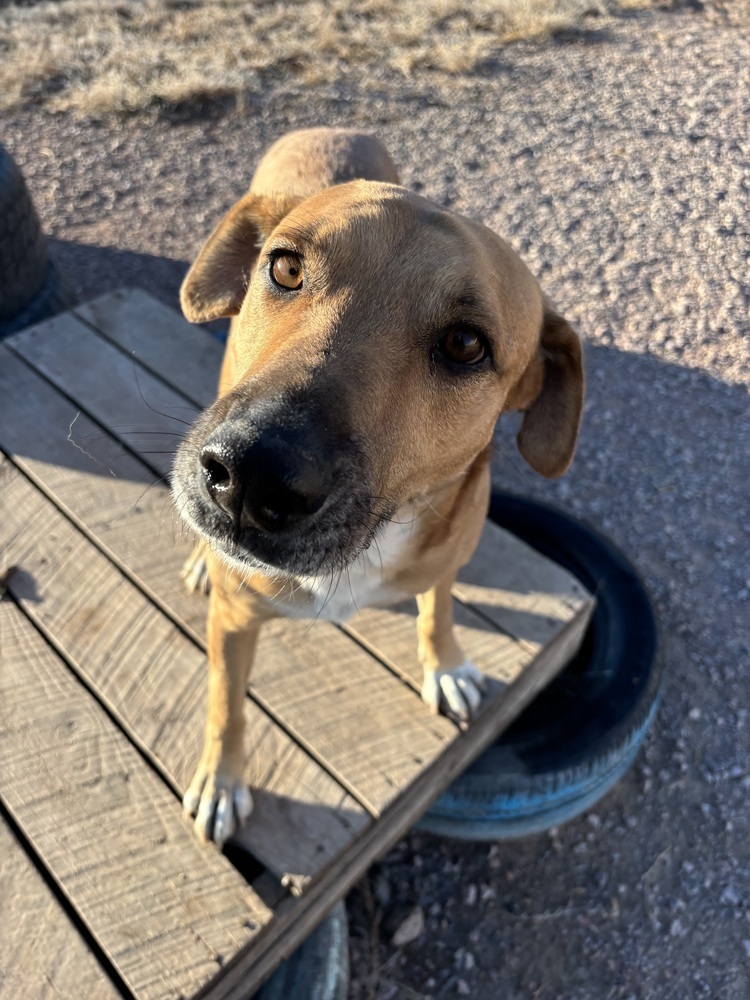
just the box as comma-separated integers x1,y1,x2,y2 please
270,253,304,291
437,327,488,366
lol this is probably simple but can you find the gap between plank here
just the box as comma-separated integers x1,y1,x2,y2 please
0,582,183,804
248,687,385,820
0,790,134,1000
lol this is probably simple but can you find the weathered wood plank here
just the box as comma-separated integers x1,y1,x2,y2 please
454,519,591,651
344,598,535,694
0,344,205,641
0,456,369,883
75,288,223,409
0,817,123,1000
0,601,271,1000
4,311,196,480
251,618,457,815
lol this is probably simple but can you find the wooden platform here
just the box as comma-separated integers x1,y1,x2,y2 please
0,289,594,1000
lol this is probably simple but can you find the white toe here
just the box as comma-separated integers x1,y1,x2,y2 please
183,768,253,846
422,660,487,722
182,785,201,817
420,673,441,713
457,675,482,714
195,790,217,841
213,790,235,847
234,785,253,820
440,674,470,721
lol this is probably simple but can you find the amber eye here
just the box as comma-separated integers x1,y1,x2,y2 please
271,253,303,290
438,328,487,365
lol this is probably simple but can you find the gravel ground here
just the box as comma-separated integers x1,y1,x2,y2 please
4,4,748,998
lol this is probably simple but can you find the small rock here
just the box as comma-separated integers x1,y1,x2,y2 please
464,884,478,906
457,980,471,995
391,905,425,946
721,885,741,906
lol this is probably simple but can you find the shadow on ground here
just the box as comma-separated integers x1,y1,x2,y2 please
49,237,187,311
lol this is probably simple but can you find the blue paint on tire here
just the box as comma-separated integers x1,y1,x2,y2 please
253,902,349,1000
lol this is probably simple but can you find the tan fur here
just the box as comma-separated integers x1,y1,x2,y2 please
175,127,584,845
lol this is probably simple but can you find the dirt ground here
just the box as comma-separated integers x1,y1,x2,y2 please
3,2,748,998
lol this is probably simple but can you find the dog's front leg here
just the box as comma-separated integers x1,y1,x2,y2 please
183,582,267,846
417,572,486,723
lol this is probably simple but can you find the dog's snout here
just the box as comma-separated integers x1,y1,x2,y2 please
199,429,333,535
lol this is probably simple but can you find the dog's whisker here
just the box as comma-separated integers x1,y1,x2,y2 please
131,363,198,427
113,429,187,438
344,565,360,616
114,473,172,523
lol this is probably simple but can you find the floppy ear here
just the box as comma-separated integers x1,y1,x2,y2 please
510,307,584,478
180,192,300,324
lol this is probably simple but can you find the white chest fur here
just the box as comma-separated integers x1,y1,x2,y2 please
285,515,418,624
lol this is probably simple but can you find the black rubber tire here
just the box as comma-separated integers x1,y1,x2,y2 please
253,902,349,1000
0,143,48,322
419,492,662,840
0,257,75,339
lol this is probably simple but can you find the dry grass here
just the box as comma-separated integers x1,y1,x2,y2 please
0,0,713,117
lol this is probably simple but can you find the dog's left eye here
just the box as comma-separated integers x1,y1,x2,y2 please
271,253,304,290
438,328,488,366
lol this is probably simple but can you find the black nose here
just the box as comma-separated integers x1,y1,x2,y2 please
199,428,332,534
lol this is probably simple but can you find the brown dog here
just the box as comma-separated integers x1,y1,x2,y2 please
172,127,584,846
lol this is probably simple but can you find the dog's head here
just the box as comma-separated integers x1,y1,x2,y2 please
172,182,583,576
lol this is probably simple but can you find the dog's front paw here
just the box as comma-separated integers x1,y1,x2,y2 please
421,660,487,724
182,545,210,595
182,760,253,846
